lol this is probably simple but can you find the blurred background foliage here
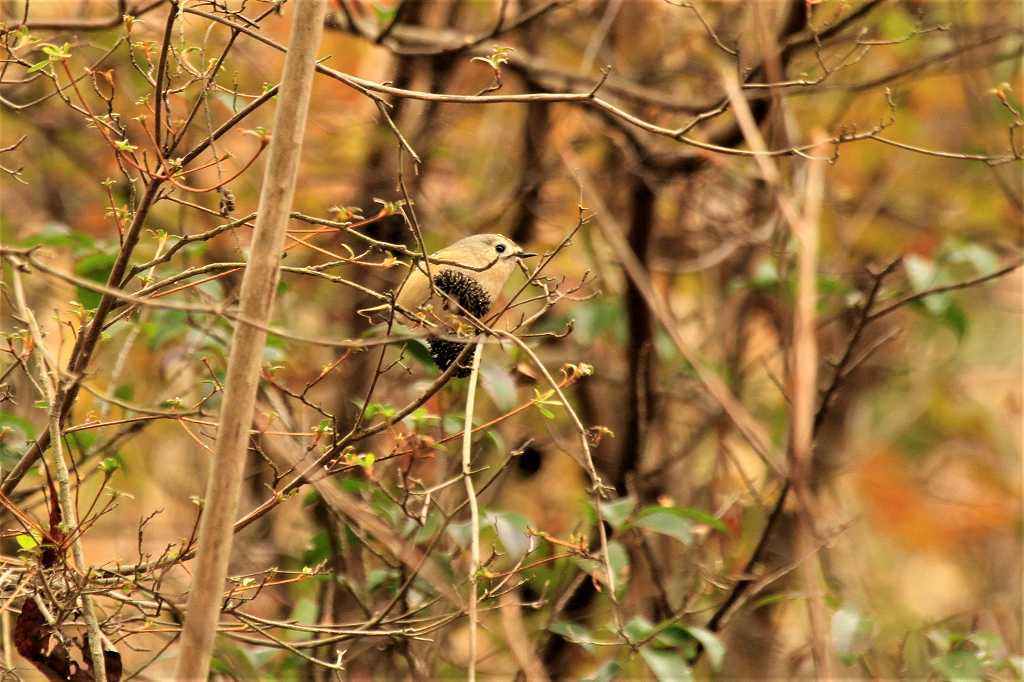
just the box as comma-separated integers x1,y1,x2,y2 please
0,0,1021,679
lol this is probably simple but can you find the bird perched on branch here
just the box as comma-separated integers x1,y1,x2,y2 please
395,234,534,376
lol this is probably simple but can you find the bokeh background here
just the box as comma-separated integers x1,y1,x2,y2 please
1,0,1022,679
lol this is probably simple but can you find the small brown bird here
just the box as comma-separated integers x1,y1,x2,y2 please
396,234,534,376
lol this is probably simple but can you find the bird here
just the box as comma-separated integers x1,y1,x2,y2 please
395,234,535,377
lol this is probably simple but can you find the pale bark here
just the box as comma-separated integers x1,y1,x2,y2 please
173,3,327,679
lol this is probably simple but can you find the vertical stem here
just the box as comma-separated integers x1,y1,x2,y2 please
462,342,483,682
173,2,327,679
792,133,832,681
9,267,109,682
153,2,177,153
0,595,10,671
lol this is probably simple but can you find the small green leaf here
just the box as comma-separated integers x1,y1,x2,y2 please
656,505,729,533
143,310,188,350
582,658,622,682
447,518,473,549
480,362,517,412
302,529,331,566
74,252,117,309
372,2,397,26
623,615,655,642
940,302,968,339
366,567,398,593
751,259,780,289
831,606,875,665
640,646,693,682
632,507,693,544
904,255,950,314
549,621,594,650
114,384,134,402
945,240,997,276
363,402,396,420
99,456,121,474
607,540,629,599
484,509,531,560
15,531,40,550
598,496,636,530
683,625,725,671
930,650,983,681
402,339,436,369
18,222,95,251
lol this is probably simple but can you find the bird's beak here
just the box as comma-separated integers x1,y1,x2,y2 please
515,251,537,259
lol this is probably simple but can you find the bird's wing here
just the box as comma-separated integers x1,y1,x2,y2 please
394,245,497,320
395,264,432,312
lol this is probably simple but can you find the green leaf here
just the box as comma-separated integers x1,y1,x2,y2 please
832,606,861,660
362,402,396,420
683,625,725,671
966,631,1004,660
73,252,117,309
607,540,629,600
639,647,693,682
623,615,655,642
902,630,932,678
598,496,636,530
143,310,188,349
904,254,933,287
412,509,442,543
751,259,780,289
15,531,41,550
632,507,693,544
656,505,728,533
289,597,318,626
904,254,949,314
484,509,531,560
582,658,622,682
99,456,121,474
944,240,997,276
372,2,397,26
623,618,723,671
400,339,432,369
940,302,968,339
930,650,983,681
366,567,398,593
831,606,877,666
572,300,626,344
480,362,517,412
66,431,96,450
446,518,473,549
549,621,594,651
0,411,36,439
0,412,36,467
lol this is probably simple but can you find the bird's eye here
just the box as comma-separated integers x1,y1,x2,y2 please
495,244,507,254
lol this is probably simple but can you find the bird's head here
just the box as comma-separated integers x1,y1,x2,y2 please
449,234,535,264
